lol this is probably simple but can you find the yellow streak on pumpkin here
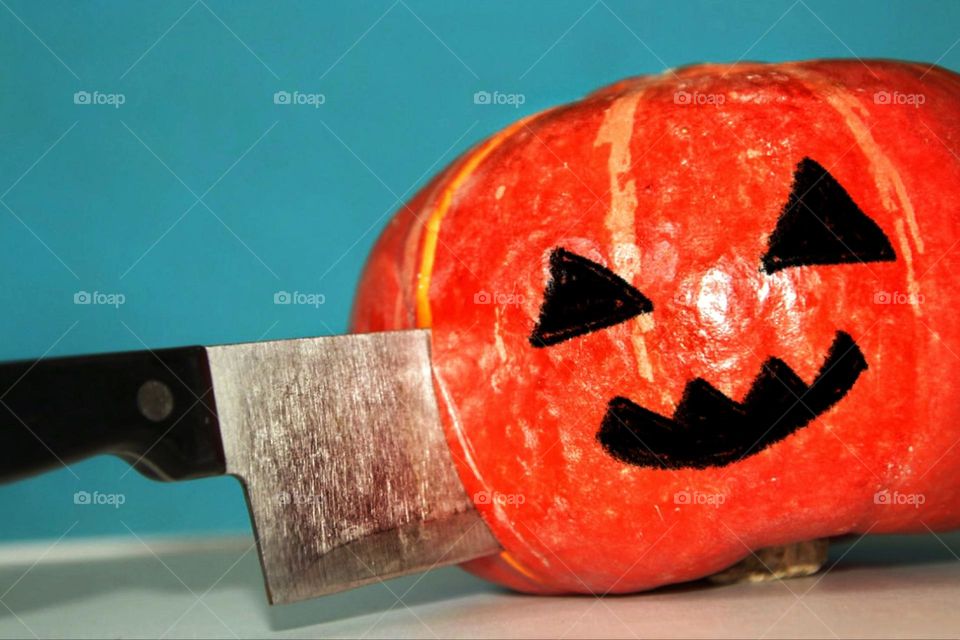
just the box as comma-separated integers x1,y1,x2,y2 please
631,315,655,382
894,219,921,314
594,91,654,380
785,66,924,316
415,115,540,328
493,305,508,363
499,550,543,583
594,91,643,273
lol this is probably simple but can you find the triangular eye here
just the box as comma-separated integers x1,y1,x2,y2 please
529,247,653,348
761,158,896,273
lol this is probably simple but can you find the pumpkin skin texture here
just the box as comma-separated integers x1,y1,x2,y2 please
351,60,960,594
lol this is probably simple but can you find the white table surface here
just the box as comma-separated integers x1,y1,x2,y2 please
0,531,957,638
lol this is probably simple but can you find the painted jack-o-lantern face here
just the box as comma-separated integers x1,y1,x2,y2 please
352,60,960,595
531,156,895,471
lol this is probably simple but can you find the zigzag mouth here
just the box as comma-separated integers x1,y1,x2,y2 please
596,331,868,470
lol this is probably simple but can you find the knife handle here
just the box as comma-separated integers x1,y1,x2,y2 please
0,347,225,483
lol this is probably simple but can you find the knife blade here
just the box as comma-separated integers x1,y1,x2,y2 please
0,329,501,604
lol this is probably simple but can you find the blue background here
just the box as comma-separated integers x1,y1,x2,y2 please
0,0,957,541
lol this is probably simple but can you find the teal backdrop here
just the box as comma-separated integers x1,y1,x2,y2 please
0,0,957,541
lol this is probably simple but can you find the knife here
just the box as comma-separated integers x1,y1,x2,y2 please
0,329,501,604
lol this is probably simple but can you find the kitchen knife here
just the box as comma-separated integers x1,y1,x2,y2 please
0,329,501,604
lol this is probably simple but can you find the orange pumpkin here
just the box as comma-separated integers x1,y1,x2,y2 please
352,60,960,593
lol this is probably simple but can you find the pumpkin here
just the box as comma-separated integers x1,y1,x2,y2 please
351,60,960,594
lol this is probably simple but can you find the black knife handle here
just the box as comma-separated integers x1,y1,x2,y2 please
0,346,225,483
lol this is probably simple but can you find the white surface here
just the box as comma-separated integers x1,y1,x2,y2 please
0,532,958,638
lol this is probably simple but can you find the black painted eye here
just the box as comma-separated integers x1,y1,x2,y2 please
761,157,896,273
529,247,653,348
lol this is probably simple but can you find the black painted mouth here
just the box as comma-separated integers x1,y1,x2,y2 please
597,331,867,470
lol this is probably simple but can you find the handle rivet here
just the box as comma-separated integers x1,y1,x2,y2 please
137,380,174,422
